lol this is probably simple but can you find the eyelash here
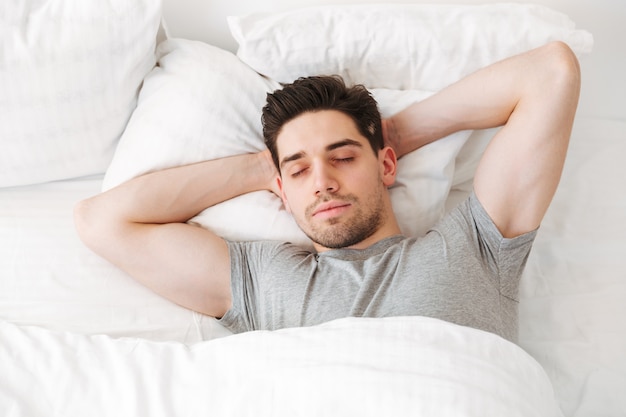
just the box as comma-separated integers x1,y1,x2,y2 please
290,157,355,178
291,169,305,178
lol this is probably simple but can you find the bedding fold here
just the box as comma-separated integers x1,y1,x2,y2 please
0,316,563,417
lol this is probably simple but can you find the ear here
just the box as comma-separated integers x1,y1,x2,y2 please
276,175,292,214
379,146,398,187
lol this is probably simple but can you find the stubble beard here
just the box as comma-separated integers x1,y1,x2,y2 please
301,188,387,250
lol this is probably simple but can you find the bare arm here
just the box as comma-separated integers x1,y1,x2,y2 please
384,41,581,237
74,150,279,317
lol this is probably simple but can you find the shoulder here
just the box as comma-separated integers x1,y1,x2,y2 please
434,192,502,239
432,191,537,260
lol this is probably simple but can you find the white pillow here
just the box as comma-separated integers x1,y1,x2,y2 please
374,89,470,238
103,39,471,246
0,1,162,187
228,3,593,91
102,39,305,244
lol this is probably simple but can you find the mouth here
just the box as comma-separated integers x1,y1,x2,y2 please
311,201,352,218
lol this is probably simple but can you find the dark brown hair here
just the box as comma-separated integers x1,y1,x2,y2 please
261,75,383,170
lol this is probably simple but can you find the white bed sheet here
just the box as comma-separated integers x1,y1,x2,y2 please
0,177,229,342
518,117,626,416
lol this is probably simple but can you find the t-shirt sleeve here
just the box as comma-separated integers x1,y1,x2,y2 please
218,240,280,333
434,191,537,302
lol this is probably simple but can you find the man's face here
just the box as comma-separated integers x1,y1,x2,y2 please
276,110,397,251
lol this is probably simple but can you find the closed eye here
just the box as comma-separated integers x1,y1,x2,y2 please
290,167,308,178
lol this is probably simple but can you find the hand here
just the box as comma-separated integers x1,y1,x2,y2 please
258,149,281,197
381,117,403,158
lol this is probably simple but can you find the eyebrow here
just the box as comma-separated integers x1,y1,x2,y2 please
326,138,363,152
280,138,363,170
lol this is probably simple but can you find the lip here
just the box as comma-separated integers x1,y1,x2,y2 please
312,201,351,218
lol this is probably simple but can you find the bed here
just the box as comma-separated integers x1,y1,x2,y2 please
1,1,624,416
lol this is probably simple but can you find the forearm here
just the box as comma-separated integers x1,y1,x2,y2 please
387,42,579,238
74,152,275,318
78,151,277,227
384,54,524,158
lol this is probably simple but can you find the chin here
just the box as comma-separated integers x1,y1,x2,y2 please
307,224,379,250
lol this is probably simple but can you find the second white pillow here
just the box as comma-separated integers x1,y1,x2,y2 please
229,3,593,91
103,39,471,246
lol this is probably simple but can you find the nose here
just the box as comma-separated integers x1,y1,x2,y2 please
313,162,338,196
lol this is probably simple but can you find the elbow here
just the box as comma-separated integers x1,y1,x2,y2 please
74,196,107,251
74,198,94,247
544,41,581,97
74,193,135,260
548,41,580,73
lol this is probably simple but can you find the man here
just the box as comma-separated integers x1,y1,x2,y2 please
75,42,580,342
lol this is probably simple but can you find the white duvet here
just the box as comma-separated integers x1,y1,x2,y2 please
0,316,561,417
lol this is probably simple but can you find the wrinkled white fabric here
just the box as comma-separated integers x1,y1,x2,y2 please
0,316,563,417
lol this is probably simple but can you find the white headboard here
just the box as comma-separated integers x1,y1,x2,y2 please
161,0,625,122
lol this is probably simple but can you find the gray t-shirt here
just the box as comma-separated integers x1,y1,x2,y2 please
219,192,536,342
